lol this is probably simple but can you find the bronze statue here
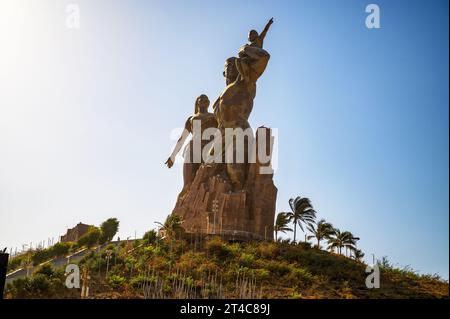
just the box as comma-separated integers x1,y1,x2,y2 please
169,19,277,242
165,94,217,196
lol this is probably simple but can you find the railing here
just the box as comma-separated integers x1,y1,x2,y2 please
183,228,267,241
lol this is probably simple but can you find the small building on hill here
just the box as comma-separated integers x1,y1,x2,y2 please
60,222,92,242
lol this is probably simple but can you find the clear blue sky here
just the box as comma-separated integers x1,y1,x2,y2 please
0,0,448,278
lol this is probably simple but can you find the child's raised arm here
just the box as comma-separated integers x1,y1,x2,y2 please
260,17,274,41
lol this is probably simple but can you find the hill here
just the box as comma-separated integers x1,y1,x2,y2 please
4,237,448,299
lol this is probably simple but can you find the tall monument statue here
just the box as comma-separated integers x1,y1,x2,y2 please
167,19,277,241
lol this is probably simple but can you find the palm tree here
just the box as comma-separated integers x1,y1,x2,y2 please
284,197,316,244
353,249,365,262
274,212,292,242
155,214,184,240
306,219,334,249
327,228,346,254
341,231,357,257
327,229,356,255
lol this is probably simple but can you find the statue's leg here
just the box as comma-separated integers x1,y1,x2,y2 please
183,162,200,190
178,140,200,199
180,162,192,196
177,162,200,201
227,162,247,191
225,134,248,191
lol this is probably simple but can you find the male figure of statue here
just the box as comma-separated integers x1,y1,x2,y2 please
210,19,273,190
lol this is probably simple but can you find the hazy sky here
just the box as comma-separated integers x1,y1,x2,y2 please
0,0,448,278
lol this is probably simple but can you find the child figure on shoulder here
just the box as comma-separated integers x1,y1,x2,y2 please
236,18,274,82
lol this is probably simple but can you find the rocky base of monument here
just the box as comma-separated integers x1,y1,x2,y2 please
172,128,277,241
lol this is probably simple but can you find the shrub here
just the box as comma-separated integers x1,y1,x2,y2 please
254,268,270,281
176,251,206,273
239,253,255,267
337,280,355,299
196,260,219,276
124,256,138,271
130,275,157,290
105,243,116,251
30,274,51,293
235,266,253,278
108,275,126,289
143,230,158,244
133,239,142,248
50,242,71,257
205,237,231,259
149,255,169,271
262,260,291,277
143,245,156,255
100,218,120,243
227,243,242,257
377,256,393,270
35,264,55,277
291,292,303,299
257,242,278,259
286,266,314,285
77,227,102,248
7,278,31,298
70,242,80,251
162,283,172,294
296,242,312,249
7,268,68,299
32,249,51,266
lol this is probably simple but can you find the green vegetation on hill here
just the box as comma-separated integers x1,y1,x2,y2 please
6,237,448,299
6,264,79,299
5,211,447,299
